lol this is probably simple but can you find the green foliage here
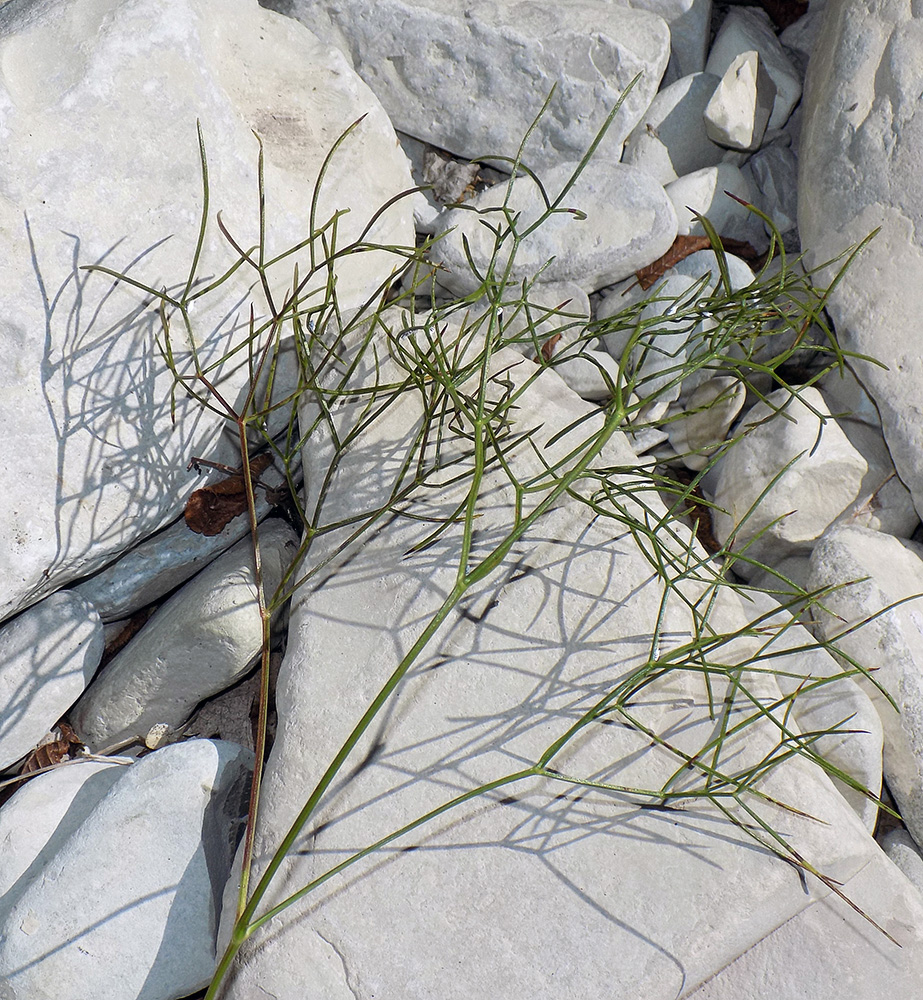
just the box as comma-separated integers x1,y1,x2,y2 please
85,84,896,997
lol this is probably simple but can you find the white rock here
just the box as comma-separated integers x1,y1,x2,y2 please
631,0,712,80
0,739,253,1000
71,519,299,750
73,458,288,622
549,342,623,401
667,376,746,471
705,7,802,131
808,526,923,847
600,274,705,402
736,589,883,832
0,759,126,902
262,0,671,174
0,592,103,770
881,829,923,898
745,141,798,235
704,50,777,152
667,248,756,292
219,328,889,1000
665,162,763,243
799,0,923,522
710,387,886,577
429,162,677,296
622,71,738,186
0,0,413,625
683,848,923,999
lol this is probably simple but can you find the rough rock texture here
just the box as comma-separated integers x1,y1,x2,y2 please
261,0,671,172
71,519,299,750
429,161,677,295
0,591,103,769
0,0,413,624
799,0,923,521
0,740,253,1000
881,829,923,898
808,526,923,848
710,386,902,577
219,332,892,1000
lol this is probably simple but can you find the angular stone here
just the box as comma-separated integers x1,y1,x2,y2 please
745,140,799,235
261,0,671,173
622,71,734,186
808,526,923,848
665,162,763,244
429,162,677,295
710,387,885,577
0,739,253,1000
631,0,712,80
0,0,413,624
71,518,298,750
799,0,923,522
0,591,103,770
704,50,777,152
706,6,802,130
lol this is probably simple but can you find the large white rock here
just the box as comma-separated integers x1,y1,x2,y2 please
71,518,298,750
710,387,897,578
630,0,712,80
808,526,923,847
665,162,763,243
429,161,677,295
261,0,671,173
0,739,253,1000
0,591,103,770
219,327,893,999
0,0,413,624
799,0,923,521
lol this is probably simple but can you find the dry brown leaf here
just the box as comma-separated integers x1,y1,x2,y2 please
185,453,273,536
634,233,759,291
540,332,563,362
20,723,85,775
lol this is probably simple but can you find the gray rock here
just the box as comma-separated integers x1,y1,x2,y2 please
73,459,288,622
746,141,799,235
683,848,923,1000
631,0,712,81
881,829,923,898
705,7,802,131
711,387,887,578
808,526,923,848
0,0,413,625
622,71,739,186
704,51,777,152
71,519,299,750
666,376,746,471
665,162,763,245
0,739,253,1000
262,0,671,173
429,162,677,296
219,330,888,999
799,0,923,522
0,592,103,770
0,759,126,902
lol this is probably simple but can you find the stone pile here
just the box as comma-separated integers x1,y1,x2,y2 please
2,0,923,998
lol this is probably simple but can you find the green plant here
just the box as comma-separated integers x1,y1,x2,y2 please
85,86,899,997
